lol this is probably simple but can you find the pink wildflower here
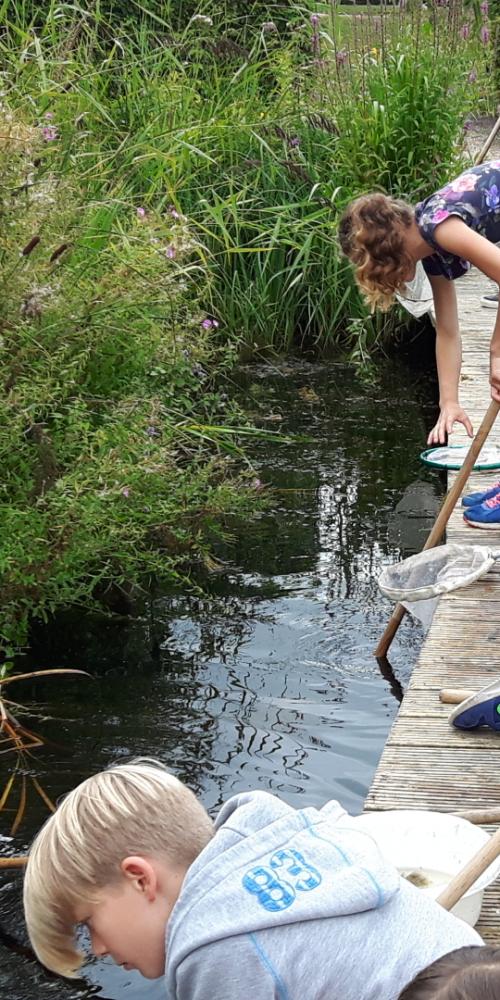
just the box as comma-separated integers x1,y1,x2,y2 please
136,206,147,218
41,126,58,142
468,68,478,83
121,487,130,498
460,23,470,39
166,244,176,259
480,24,490,43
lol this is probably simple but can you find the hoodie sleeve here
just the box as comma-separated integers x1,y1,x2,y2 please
174,935,286,1000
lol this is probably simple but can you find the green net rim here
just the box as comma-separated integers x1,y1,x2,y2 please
420,445,500,471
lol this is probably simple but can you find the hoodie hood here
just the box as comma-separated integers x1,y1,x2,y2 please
166,791,400,974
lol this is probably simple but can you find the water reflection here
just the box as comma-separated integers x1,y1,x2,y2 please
0,358,441,999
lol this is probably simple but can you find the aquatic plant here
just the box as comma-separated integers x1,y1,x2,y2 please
0,668,88,852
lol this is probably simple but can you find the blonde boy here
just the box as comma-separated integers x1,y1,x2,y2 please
24,759,481,999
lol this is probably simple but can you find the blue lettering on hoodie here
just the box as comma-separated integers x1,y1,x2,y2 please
243,847,322,911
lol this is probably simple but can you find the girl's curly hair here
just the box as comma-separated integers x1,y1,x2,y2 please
338,192,414,311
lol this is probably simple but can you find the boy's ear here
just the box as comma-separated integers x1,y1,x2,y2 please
121,856,158,899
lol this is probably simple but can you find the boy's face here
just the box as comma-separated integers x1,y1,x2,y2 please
74,856,185,980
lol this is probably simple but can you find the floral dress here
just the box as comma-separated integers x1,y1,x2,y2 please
415,160,500,280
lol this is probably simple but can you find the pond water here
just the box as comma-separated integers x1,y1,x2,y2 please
0,352,442,999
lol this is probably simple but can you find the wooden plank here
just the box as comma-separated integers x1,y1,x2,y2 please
366,266,500,943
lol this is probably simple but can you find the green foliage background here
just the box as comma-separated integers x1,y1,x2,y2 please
0,0,490,657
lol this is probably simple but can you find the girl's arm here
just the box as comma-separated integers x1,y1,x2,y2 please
427,272,474,445
431,215,500,404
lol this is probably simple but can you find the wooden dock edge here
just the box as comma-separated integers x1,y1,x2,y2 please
365,267,500,944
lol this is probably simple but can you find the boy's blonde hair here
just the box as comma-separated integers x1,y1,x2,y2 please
23,758,214,978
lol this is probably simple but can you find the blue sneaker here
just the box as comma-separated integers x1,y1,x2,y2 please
462,479,500,507
464,491,500,528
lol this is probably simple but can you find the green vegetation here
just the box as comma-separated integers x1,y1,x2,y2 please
0,1,489,657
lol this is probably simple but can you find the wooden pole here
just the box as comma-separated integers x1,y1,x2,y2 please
374,399,500,658
457,807,500,825
0,856,27,868
439,688,475,705
438,824,500,912
474,113,500,166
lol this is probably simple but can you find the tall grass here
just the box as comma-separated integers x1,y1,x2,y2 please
1,2,485,352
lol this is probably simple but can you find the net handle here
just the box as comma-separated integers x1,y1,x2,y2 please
438,824,500,912
375,399,500,658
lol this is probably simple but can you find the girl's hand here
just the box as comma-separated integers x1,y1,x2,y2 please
427,404,474,445
490,354,500,403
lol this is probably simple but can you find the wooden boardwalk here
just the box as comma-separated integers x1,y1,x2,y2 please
365,266,500,943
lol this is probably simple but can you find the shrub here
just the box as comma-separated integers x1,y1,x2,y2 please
0,101,266,657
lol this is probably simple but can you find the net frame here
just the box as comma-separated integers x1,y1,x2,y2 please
420,444,500,471
378,543,500,602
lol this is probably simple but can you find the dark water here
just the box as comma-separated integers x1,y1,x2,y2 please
0,356,442,999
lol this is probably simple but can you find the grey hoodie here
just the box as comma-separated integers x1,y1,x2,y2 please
165,791,481,1000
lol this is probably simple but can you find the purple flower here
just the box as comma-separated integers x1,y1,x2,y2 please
251,478,263,491
288,136,300,148
486,184,500,208
310,13,320,26
480,0,489,15
44,111,55,119
146,425,159,437
136,206,147,218
460,23,470,39
480,24,490,43
336,48,348,65
468,68,478,83
201,317,219,330
169,205,180,219
121,487,130,497
41,126,58,142
166,244,176,259
311,32,320,56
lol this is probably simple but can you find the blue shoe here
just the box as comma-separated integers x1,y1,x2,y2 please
462,479,500,507
464,491,500,528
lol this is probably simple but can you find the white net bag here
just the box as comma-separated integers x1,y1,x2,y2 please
379,543,500,602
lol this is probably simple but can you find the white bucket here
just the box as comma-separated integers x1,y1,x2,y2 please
347,809,500,926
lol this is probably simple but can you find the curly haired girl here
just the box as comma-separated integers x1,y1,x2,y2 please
339,160,500,445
